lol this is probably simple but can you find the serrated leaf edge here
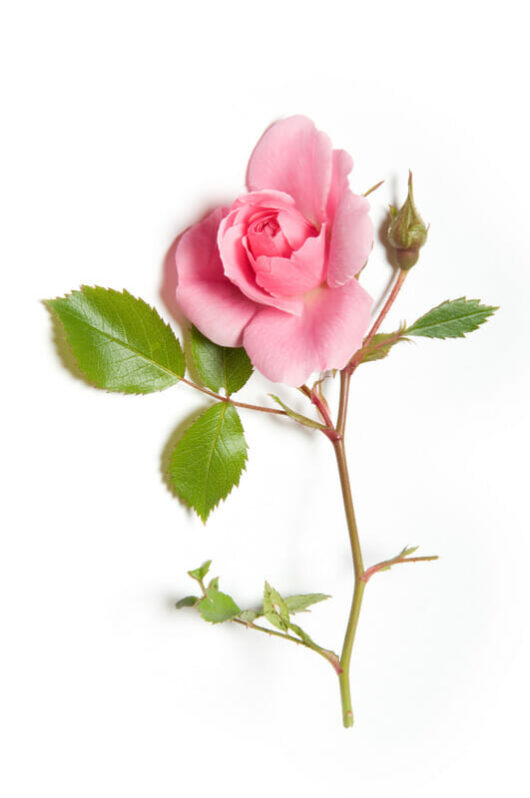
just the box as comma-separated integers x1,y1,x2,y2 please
168,403,248,523
406,297,499,339
45,286,185,394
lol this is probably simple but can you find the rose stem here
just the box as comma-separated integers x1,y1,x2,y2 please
179,377,287,416
332,404,365,727
347,268,408,375
332,268,410,727
231,618,341,672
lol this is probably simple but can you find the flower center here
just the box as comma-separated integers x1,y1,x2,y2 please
247,212,291,259
253,216,280,236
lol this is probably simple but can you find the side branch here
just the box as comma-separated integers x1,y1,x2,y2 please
179,377,287,416
231,618,342,673
361,551,439,583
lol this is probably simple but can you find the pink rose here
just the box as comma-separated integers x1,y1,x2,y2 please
175,116,374,386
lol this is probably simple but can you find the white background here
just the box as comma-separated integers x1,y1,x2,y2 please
2,1,529,795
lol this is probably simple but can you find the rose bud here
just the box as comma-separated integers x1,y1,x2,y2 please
387,172,428,270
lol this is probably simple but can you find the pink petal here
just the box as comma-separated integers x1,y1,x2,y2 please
276,208,315,250
219,219,303,315
229,189,297,220
175,208,256,346
327,191,374,288
246,116,332,226
326,149,353,220
246,218,290,259
253,225,326,297
243,280,373,385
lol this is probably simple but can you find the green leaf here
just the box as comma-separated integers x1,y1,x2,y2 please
188,560,212,582
208,576,220,590
283,593,331,614
197,586,241,623
360,329,407,363
46,286,185,393
263,582,290,631
406,298,498,339
175,595,199,608
168,403,247,521
190,326,252,395
269,395,328,430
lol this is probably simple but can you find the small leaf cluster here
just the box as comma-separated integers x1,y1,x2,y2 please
178,560,331,643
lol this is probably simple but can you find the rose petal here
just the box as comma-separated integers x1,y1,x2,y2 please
276,208,315,250
243,279,373,385
229,189,297,220
252,225,326,297
327,191,374,288
246,216,290,259
246,116,332,226
175,208,256,346
326,149,353,220
219,220,303,315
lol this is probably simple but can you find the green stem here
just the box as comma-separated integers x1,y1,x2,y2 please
333,433,366,727
333,270,411,726
338,580,365,727
231,618,341,672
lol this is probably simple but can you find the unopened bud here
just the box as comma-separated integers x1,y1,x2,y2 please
388,172,428,270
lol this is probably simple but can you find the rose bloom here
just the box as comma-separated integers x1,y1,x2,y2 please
175,116,374,386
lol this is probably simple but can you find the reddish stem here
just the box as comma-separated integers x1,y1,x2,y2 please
302,384,341,441
347,269,408,375
361,554,439,583
179,377,286,416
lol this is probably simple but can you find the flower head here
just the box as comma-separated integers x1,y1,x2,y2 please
175,116,374,385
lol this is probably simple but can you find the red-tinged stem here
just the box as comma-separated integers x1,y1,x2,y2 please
302,384,342,442
179,377,287,416
347,269,408,375
361,555,439,583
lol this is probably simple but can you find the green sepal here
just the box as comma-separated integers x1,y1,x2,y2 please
175,595,200,609
190,326,253,395
168,403,248,522
359,328,407,363
406,298,498,339
269,395,328,430
197,586,241,624
188,560,212,582
263,582,290,631
45,286,185,393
